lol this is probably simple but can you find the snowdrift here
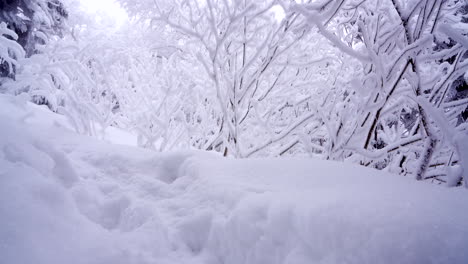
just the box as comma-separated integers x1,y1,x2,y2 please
1,93,467,264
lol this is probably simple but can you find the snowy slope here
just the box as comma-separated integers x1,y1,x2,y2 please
1,93,468,264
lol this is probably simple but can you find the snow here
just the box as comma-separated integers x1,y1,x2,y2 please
439,23,468,50
1,93,468,264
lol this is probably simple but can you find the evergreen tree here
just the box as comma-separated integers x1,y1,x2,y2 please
0,0,67,77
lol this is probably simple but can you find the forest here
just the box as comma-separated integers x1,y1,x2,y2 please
1,0,468,185
1,0,468,263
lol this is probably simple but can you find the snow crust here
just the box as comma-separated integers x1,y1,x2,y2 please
1,94,468,264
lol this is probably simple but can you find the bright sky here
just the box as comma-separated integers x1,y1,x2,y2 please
78,0,128,27
77,0,285,27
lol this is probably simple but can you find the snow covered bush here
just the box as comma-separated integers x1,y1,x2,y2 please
118,0,349,157
1,1,114,136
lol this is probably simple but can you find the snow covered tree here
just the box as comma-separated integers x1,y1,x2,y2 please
119,0,342,157
1,0,69,98
0,0,68,55
1,0,108,135
291,0,468,186
0,22,25,80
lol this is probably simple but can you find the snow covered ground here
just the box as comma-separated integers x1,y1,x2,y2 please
1,93,468,264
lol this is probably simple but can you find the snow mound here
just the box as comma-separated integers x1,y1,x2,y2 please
1,93,467,264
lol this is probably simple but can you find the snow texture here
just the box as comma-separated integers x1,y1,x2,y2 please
1,93,468,264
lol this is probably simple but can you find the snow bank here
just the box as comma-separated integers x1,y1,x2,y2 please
1,94,467,264
189,158,468,264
